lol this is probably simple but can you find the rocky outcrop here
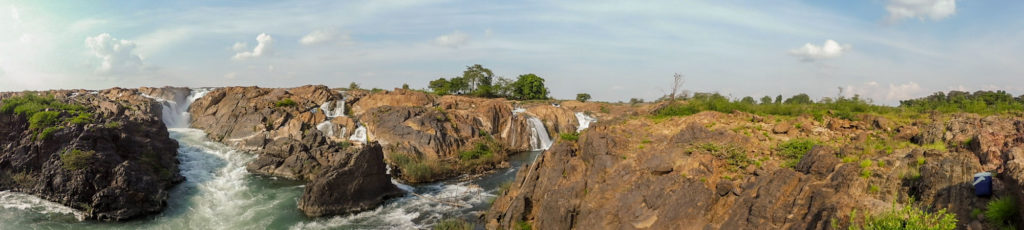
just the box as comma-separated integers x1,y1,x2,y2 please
524,104,578,135
348,89,434,117
297,142,403,217
487,111,1020,229
0,89,183,221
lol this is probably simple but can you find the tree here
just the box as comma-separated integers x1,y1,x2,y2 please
760,96,773,105
740,96,756,104
450,77,470,95
429,78,452,95
349,82,360,90
492,77,515,98
775,95,783,104
512,74,549,100
402,83,410,90
463,64,494,96
784,93,813,104
629,98,644,105
576,93,592,102
670,73,685,100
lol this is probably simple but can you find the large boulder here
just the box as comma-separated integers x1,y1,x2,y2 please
297,142,403,217
0,89,183,221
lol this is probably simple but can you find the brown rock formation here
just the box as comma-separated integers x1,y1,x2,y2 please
297,142,403,217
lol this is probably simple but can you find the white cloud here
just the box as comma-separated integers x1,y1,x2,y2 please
224,72,237,79
885,0,957,22
300,29,350,45
10,6,20,23
789,39,850,62
434,30,469,48
886,82,923,101
232,42,248,52
85,33,145,74
232,33,273,60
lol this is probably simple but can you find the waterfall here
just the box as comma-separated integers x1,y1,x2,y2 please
319,100,345,118
575,112,598,132
316,121,336,139
527,117,552,150
349,125,367,144
144,88,210,128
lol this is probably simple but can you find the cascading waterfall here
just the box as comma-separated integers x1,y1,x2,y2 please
575,112,598,132
527,117,553,151
349,125,368,144
0,87,541,229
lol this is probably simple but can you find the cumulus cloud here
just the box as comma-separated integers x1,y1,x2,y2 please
232,42,248,52
434,31,469,48
299,29,350,45
842,81,924,104
233,33,273,60
789,40,850,62
85,33,145,74
886,0,957,22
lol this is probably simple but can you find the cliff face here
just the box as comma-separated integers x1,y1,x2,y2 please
0,88,183,221
487,111,1024,229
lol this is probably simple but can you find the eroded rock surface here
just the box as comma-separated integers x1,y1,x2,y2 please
297,142,403,217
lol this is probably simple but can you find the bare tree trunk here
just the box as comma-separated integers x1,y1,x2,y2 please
671,73,685,100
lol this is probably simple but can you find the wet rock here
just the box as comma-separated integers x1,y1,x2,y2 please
298,142,404,217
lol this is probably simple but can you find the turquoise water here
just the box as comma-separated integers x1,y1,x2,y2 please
0,128,540,229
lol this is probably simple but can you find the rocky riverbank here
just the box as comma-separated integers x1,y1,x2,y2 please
487,110,1024,229
0,89,183,221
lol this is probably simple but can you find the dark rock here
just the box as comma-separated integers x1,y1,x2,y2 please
297,142,403,217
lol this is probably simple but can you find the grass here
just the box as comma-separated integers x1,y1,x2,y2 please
28,111,61,130
847,201,957,230
37,126,61,140
10,172,34,187
778,138,819,168
859,159,874,168
389,153,448,182
434,218,473,230
920,141,948,151
336,141,352,150
560,132,580,141
275,98,297,107
861,169,872,179
868,184,880,194
105,121,122,129
984,197,1018,227
459,142,495,161
1,94,95,139
916,157,926,166
653,93,901,121
515,220,532,230
694,143,752,172
69,112,93,125
60,149,96,171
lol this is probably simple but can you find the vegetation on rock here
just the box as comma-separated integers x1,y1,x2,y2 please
60,149,96,171
983,197,1018,228
845,202,957,230
274,98,297,107
428,65,549,100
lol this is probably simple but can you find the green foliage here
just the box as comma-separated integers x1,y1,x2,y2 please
916,157,927,166
560,132,580,141
984,197,1018,227
784,93,813,104
61,149,96,171
69,112,93,125
512,73,549,100
275,98,297,107
402,83,410,90
629,98,644,105
868,184,880,194
654,92,893,120
37,126,61,140
760,96,773,105
861,168,872,179
349,82,360,90
900,90,1024,115
859,159,874,168
10,172,34,187
105,121,122,129
920,141,947,151
515,220,532,230
848,202,957,230
429,78,453,95
576,93,592,102
459,142,495,161
695,143,752,172
434,218,473,230
778,138,819,168
389,153,450,182
336,141,352,150
28,111,60,130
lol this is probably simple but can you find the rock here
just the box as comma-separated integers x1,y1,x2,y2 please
297,142,404,217
525,104,579,135
348,89,433,117
772,121,791,134
0,89,182,221
795,146,840,178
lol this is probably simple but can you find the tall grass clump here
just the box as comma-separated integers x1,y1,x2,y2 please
984,197,1018,227
847,201,957,230
778,138,819,168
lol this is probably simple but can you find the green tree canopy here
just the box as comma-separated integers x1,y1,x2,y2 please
429,78,452,95
512,74,549,100
784,94,813,104
760,96,773,105
576,93,592,102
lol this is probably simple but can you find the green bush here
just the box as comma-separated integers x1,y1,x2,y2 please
515,221,532,230
275,98,297,107
69,112,93,125
61,149,96,171
28,111,60,130
984,197,1018,227
778,138,819,168
459,142,494,161
37,126,61,140
434,218,473,230
848,202,957,230
389,153,449,182
336,141,352,150
695,143,752,172
576,93,592,102
105,121,122,129
560,132,580,141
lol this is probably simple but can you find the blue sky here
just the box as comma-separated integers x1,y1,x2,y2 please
1,0,1022,104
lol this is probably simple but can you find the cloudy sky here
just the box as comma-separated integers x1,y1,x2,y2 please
1,0,1022,104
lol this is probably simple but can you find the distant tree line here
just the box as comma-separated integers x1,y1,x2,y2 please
899,90,1024,114
428,64,550,100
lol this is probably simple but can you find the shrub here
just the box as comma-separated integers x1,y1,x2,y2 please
920,141,947,151
848,202,957,230
28,111,60,130
336,141,352,150
389,153,450,182
859,159,874,168
984,197,1018,226
105,121,122,129
576,93,592,102
275,98,297,107
61,149,96,171
778,139,819,168
69,112,93,125
515,221,532,230
695,143,752,172
434,218,473,230
868,184,880,193
560,132,580,141
459,142,494,161
37,126,61,140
